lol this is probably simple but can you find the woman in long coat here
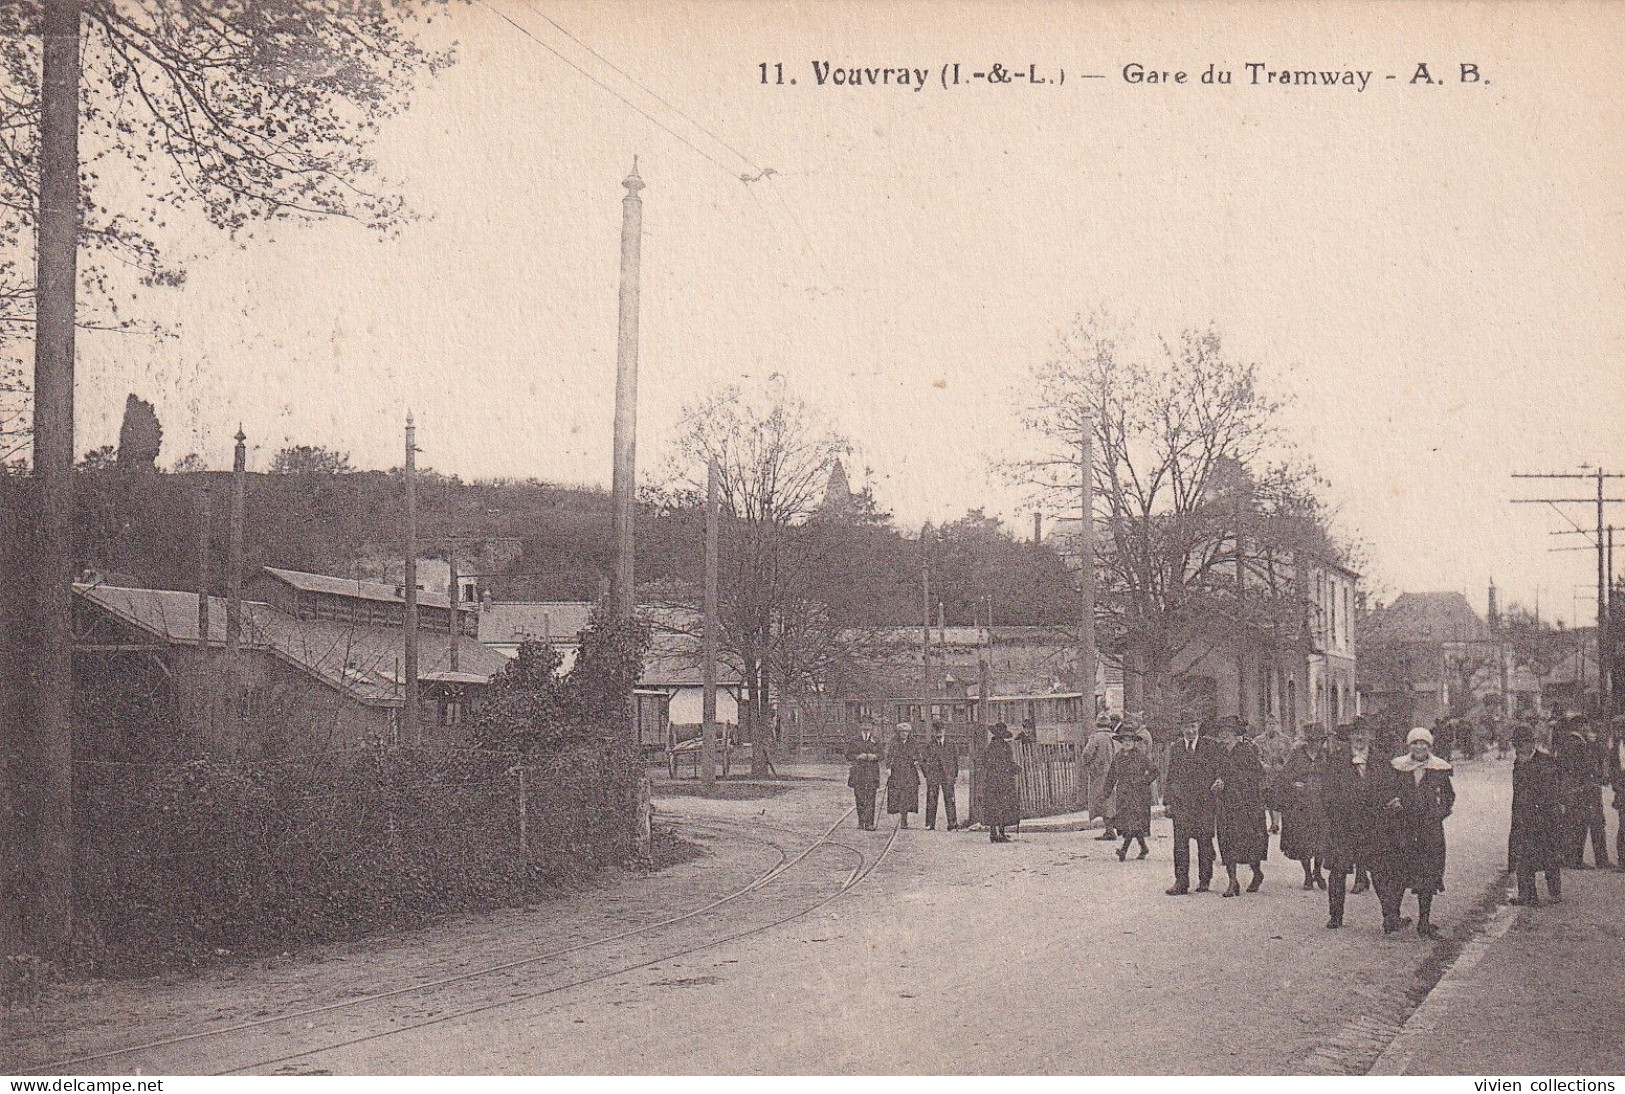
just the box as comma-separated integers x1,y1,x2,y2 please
1373,727,1455,938
885,723,922,828
1213,717,1269,896
1508,724,1563,906
1103,729,1157,860
1280,726,1330,890
980,723,1021,843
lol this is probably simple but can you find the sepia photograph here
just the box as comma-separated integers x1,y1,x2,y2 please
1,0,1623,1081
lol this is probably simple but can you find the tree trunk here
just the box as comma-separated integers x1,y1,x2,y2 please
750,661,772,776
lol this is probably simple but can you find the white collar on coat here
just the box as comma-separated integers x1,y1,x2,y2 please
1391,754,1453,773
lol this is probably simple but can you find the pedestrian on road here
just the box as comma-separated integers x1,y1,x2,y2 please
1082,715,1120,841
921,722,960,831
1104,727,1157,861
1373,727,1456,938
1213,716,1269,897
1496,719,1513,761
981,722,1021,843
1256,720,1291,835
1508,723,1564,907
1281,724,1330,891
1559,719,1613,869
1610,715,1625,871
1322,723,1378,929
1164,717,1221,895
847,724,883,831
885,722,923,829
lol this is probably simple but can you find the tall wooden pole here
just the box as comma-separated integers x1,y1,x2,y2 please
196,487,212,733
921,532,933,695
1079,413,1097,716
1598,470,1611,715
403,414,420,747
611,159,644,623
227,428,245,661
701,457,720,788
447,549,460,673
29,0,82,956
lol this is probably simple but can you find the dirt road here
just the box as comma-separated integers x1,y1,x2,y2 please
4,759,1522,1075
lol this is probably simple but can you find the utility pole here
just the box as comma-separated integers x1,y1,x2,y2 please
403,413,419,748
1079,414,1097,714
611,158,644,623
29,0,82,958
447,549,460,674
227,427,246,719
1513,468,1625,717
196,487,212,734
701,456,720,789
921,529,933,695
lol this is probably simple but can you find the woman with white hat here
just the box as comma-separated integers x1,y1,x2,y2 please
1370,727,1456,938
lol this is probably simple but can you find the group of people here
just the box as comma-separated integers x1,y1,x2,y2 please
845,719,1023,841
1086,713,1460,936
1505,712,1625,907
844,705,1625,938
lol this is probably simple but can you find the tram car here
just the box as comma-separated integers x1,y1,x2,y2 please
841,692,1092,749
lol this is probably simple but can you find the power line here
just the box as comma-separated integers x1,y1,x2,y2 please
520,1,764,176
476,0,739,179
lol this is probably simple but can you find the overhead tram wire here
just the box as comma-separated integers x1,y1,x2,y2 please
485,2,839,318
520,1,768,178
476,0,739,180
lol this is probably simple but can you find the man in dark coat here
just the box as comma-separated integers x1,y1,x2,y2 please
1559,719,1613,869
1164,717,1222,895
847,724,883,831
885,723,923,828
980,722,1021,843
1281,724,1331,890
1213,716,1268,896
1322,723,1379,928
1374,727,1456,938
1610,715,1625,871
1508,723,1563,906
921,722,961,830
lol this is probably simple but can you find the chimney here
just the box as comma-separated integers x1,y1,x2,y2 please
1033,511,1042,544
1487,579,1500,630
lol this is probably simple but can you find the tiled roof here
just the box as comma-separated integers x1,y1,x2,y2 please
75,584,506,707
1364,592,1488,643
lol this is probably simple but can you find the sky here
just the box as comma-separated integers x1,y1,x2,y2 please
64,0,1625,625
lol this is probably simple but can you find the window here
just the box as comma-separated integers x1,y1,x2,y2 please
237,685,270,719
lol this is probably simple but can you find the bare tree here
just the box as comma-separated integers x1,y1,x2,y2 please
1006,312,1345,727
658,384,881,774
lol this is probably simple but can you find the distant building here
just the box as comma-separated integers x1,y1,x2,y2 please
74,567,508,757
1357,589,1541,724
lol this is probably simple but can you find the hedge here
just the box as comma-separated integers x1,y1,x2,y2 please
71,741,642,975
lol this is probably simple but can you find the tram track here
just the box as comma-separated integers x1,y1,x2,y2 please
30,803,895,1076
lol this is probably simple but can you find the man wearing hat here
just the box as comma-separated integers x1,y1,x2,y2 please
1322,723,1379,928
1082,713,1121,841
1281,724,1331,890
885,722,923,829
1164,717,1221,895
1508,723,1563,906
846,722,883,831
1373,727,1456,938
920,722,961,831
